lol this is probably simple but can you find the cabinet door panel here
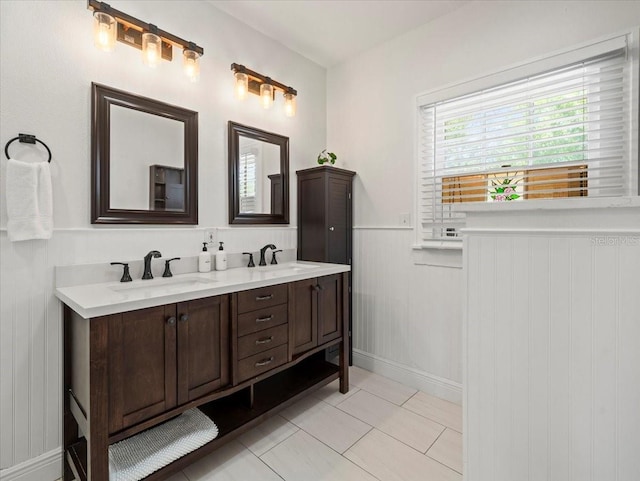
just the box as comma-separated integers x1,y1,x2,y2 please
108,305,177,434
177,296,229,404
289,278,318,355
318,274,343,344
327,177,351,264
298,174,327,261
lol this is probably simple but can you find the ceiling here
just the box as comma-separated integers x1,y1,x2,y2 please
209,1,469,67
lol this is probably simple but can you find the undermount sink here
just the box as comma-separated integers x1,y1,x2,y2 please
110,277,216,295
258,262,319,272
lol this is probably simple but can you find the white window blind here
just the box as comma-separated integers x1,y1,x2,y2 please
417,35,635,242
239,152,256,212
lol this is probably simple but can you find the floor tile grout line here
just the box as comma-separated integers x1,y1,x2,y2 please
241,419,301,458
425,451,463,476
401,400,463,431
423,426,447,455
256,452,287,481
333,387,450,445
343,427,454,481
340,424,375,454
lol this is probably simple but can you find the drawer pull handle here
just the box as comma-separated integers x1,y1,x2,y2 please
256,315,274,323
255,356,274,367
255,336,274,345
256,294,274,301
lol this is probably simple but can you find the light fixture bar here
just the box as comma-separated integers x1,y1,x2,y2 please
231,63,297,96
87,0,204,56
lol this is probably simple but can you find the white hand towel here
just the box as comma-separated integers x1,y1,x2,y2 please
6,158,53,241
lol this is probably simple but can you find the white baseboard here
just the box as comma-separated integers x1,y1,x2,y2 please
352,349,463,405
0,448,61,481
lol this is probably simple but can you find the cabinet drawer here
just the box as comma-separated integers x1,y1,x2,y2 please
237,344,288,383
237,303,287,337
237,284,288,313
238,324,288,360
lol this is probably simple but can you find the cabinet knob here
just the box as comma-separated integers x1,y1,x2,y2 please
167,316,176,325
329,226,335,231
179,314,189,322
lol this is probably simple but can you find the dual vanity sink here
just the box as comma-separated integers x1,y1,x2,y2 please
110,262,318,295
56,261,348,319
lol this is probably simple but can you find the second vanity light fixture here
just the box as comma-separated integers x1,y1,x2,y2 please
231,63,297,117
88,0,204,81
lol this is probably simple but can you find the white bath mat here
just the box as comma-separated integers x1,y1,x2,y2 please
109,408,219,481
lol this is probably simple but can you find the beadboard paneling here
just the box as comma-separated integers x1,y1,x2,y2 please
353,228,463,396
0,227,295,472
464,216,640,481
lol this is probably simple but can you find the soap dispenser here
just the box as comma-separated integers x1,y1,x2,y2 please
215,241,227,271
198,242,211,272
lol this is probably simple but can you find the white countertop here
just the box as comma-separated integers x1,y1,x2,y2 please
55,261,350,319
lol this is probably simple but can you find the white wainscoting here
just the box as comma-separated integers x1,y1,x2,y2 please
0,227,296,478
463,205,640,481
352,227,463,403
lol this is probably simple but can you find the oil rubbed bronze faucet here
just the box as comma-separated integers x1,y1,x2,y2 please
142,250,162,279
258,244,276,266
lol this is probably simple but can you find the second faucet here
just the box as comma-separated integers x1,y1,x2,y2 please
259,244,276,266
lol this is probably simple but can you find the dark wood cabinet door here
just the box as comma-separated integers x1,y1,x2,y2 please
297,172,327,261
108,305,177,434
289,278,318,356
317,274,343,344
177,296,229,405
327,176,351,264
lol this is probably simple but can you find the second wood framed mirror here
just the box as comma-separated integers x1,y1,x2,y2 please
228,121,289,224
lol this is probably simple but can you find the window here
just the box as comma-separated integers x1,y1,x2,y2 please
416,34,637,243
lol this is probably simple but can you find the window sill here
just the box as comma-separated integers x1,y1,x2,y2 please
412,240,462,251
412,241,462,268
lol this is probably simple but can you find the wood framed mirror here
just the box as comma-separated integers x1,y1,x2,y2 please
91,83,198,224
228,121,289,224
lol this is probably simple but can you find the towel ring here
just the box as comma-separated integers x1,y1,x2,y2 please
4,134,52,163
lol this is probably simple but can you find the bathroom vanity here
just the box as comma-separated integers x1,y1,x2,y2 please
56,261,350,481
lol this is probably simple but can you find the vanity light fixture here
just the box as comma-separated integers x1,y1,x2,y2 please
231,63,298,117
88,0,204,79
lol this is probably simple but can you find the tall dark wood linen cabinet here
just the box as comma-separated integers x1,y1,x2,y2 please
297,166,356,364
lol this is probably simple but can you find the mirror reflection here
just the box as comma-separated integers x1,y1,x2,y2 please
110,105,185,211
238,137,281,214
228,121,289,224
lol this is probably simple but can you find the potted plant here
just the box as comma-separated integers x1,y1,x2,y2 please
317,149,337,165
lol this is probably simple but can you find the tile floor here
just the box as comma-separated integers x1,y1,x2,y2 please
59,366,462,481
168,366,462,481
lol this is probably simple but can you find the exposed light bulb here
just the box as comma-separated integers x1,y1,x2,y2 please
142,32,162,68
93,12,117,52
284,91,296,117
235,72,248,100
260,82,274,109
183,49,200,82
